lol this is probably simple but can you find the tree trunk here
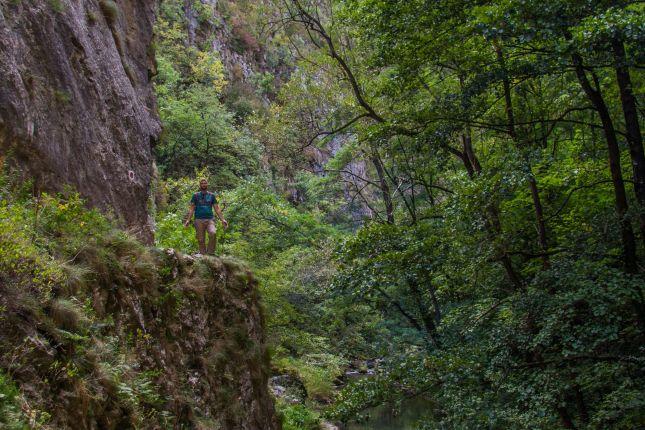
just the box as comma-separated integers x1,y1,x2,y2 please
408,277,440,346
487,200,524,289
457,127,523,289
456,72,523,287
557,405,577,430
494,42,550,267
571,51,637,273
574,386,589,425
493,43,516,139
529,176,550,268
464,126,482,174
462,129,482,174
613,38,645,249
370,150,395,224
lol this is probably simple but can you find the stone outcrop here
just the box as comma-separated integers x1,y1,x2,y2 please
0,0,161,242
0,238,281,429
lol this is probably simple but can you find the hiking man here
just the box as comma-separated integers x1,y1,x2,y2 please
184,179,228,255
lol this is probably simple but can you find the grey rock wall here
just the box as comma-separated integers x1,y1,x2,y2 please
0,0,161,243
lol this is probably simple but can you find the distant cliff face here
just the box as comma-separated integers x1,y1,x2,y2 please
0,0,161,243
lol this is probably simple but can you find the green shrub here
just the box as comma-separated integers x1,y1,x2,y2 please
86,10,98,24
278,402,319,430
53,89,71,104
0,202,63,294
38,192,111,248
275,354,345,401
99,0,118,25
48,0,64,13
155,211,197,253
0,372,28,430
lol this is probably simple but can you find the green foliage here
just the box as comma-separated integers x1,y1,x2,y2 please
0,372,28,430
276,354,345,401
152,0,645,427
0,172,173,427
48,0,64,13
251,0,645,427
155,211,197,251
249,71,276,97
99,0,118,25
153,165,363,414
53,89,71,104
222,179,340,260
0,201,64,294
153,7,262,183
278,401,320,430
155,84,261,183
86,10,98,24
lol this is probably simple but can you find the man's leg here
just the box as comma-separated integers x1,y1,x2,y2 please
206,219,217,255
194,219,207,254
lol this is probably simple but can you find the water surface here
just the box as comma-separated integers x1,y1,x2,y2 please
346,397,430,430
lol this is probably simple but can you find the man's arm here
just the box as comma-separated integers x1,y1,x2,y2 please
214,204,228,229
184,203,195,227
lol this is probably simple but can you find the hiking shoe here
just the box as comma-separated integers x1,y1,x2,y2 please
194,253,203,258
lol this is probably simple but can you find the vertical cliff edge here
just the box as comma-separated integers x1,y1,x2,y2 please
0,222,280,429
0,0,161,242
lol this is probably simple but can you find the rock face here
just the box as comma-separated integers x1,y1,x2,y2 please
0,241,281,429
0,0,161,243
308,135,375,225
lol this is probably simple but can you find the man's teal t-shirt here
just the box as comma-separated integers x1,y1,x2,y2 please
191,191,217,219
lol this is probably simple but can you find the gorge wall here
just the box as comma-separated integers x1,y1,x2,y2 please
0,0,160,242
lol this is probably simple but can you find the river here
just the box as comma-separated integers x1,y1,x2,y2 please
346,397,430,430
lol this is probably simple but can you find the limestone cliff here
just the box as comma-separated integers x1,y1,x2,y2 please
0,0,161,242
